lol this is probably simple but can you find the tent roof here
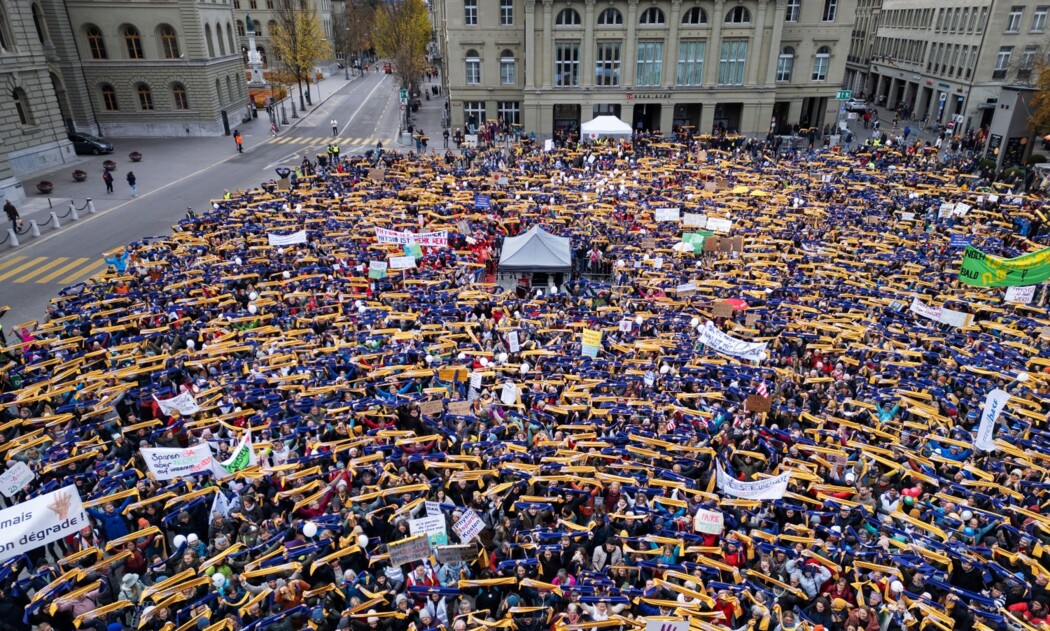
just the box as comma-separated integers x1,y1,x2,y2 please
581,115,633,136
498,226,572,272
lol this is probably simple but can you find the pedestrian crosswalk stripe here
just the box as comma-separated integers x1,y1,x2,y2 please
14,257,69,283
0,256,47,282
34,257,90,284
59,259,105,285
268,136,376,147
0,256,27,272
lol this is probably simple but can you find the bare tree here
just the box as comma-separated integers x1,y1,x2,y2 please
373,0,430,91
333,0,376,78
271,0,333,109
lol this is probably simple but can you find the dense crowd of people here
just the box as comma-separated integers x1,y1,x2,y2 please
0,131,1048,631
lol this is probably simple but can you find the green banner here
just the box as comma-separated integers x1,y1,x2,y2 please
682,230,714,251
957,245,1050,287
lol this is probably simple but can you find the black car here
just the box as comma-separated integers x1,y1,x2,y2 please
68,133,113,155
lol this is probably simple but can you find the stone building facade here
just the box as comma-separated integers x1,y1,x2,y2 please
438,0,856,137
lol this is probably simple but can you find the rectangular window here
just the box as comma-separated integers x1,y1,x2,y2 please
555,41,581,86
978,7,988,32
465,54,481,85
717,39,747,85
775,49,794,82
465,0,478,25
635,40,663,87
1006,6,1023,31
1019,44,1038,79
500,54,516,84
500,0,514,25
463,101,485,129
822,0,837,21
993,45,1013,79
497,101,520,125
1032,6,1048,31
249,0,256,8
812,51,830,81
676,40,705,86
595,41,621,86
785,0,800,22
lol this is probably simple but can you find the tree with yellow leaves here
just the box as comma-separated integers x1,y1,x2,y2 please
373,0,431,91
1030,57,1050,139
271,0,333,110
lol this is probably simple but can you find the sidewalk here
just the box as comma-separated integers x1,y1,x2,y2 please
395,74,448,152
6,68,361,240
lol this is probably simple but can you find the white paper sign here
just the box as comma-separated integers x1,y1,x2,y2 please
645,620,689,631
706,217,733,233
901,212,916,221
0,485,87,563
425,501,442,517
0,462,35,498
374,228,448,247
697,322,768,361
508,331,520,353
909,297,974,329
1005,285,1035,304
470,372,482,390
141,443,216,481
954,202,972,216
683,213,707,228
544,139,554,152
975,388,1010,452
693,508,725,534
453,510,486,542
716,465,791,500
153,392,200,417
389,256,416,270
500,382,517,405
267,230,308,246
654,208,681,222
619,319,633,333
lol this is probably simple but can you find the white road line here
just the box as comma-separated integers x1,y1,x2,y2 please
338,76,390,137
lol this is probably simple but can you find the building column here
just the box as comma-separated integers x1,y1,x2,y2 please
582,0,596,88
542,0,553,88
525,0,536,89
700,102,715,133
764,0,787,85
623,0,639,86
747,0,768,85
663,0,682,87
660,104,675,131
703,0,725,86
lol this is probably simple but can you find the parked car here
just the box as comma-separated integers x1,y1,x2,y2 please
68,133,113,155
845,98,868,112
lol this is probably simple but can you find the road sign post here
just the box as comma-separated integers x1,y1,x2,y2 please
836,90,852,101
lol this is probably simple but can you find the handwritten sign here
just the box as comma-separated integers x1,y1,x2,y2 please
389,256,416,270
654,208,681,222
693,509,725,534
418,399,444,417
0,461,35,498
387,534,432,566
435,544,477,564
745,394,771,413
447,400,472,416
453,510,486,542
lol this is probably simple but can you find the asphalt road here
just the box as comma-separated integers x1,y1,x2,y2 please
0,71,399,330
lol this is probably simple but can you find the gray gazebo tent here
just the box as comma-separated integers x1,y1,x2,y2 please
498,226,572,273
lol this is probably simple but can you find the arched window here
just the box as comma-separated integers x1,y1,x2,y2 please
204,24,215,57
776,46,794,81
31,3,47,44
257,46,266,65
465,49,481,84
172,83,189,110
236,20,246,37
226,23,234,52
136,83,154,110
225,76,233,103
85,24,107,59
268,21,278,37
100,83,118,110
639,7,665,24
726,6,751,23
216,23,226,55
254,21,264,37
0,6,14,52
12,88,33,125
555,8,581,25
682,7,708,24
122,24,144,59
500,49,516,84
597,8,623,25
811,45,830,81
159,24,179,58
216,78,224,105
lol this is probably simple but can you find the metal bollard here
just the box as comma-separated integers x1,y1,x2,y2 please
7,229,18,248
70,201,80,221
50,211,61,229
87,198,96,214
30,220,40,238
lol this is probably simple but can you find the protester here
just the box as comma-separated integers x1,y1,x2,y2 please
0,128,1047,631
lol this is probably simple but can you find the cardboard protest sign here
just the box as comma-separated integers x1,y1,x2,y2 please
387,534,432,566
447,400,472,416
141,443,216,481
435,544,477,564
745,395,772,413
693,509,725,534
418,399,444,417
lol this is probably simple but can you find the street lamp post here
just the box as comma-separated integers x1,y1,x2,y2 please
280,96,289,125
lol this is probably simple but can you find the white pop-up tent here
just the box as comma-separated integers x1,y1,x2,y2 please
581,115,633,140
498,226,572,273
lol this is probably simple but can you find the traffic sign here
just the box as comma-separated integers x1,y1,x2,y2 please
939,92,947,102
835,90,852,101
400,104,406,111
